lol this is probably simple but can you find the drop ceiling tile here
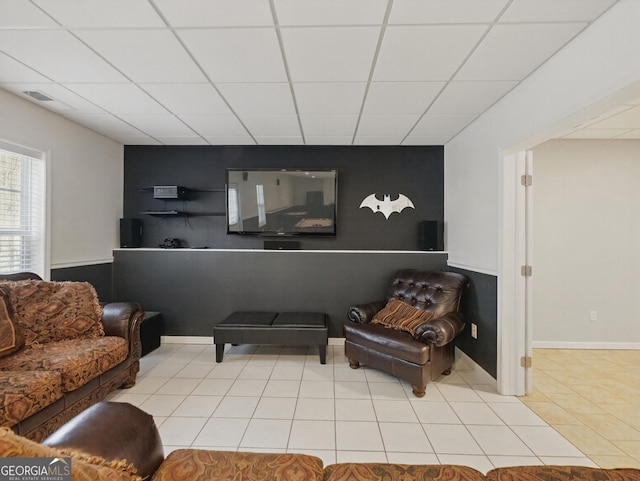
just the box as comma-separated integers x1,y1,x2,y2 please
140,84,232,115
455,23,587,81
293,83,366,115
216,83,295,115
75,29,206,83
585,105,640,129
363,82,444,115
500,0,617,23
155,0,274,27
578,105,634,128
281,27,380,81
3,82,107,113
117,114,196,137
66,83,168,115
389,0,509,24
62,112,147,138
0,53,51,83
562,129,631,139
353,136,406,145
204,135,255,145
32,0,165,28
357,115,420,137
615,129,640,139
0,30,128,82
411,113,477,138
239,115,301,137
274,0,388,26
178,115,249,137
254,136,304,145
403,135,451,145
429,81,517,115
177,28,287,82
154,136,209,146
117,136,162,145
0,0,59,27
305,136,353,145
300,115,358,136
373,25,487,81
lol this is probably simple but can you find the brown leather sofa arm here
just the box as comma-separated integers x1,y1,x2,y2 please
102,302,145,359
413,312,465,347
42,402,164,480
347,301,386,324
0,272,42,281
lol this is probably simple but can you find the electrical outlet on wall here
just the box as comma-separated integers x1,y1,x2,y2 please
471,323,478,339
590,310,597,321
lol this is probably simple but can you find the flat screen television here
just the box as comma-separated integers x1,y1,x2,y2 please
226,169,337,236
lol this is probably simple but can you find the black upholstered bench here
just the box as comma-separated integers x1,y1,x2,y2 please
214,311,329,364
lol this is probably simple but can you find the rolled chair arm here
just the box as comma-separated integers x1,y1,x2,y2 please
347,301,386,324
102,302,144,338
43,402,164,480
102,302,144,360
414,312,465,347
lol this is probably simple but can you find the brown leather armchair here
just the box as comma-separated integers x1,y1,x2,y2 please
344,269,468,397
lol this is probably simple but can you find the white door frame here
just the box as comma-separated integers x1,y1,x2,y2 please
497,150,530,396
523,151,534,394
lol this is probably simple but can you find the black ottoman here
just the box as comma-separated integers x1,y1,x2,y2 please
214,311,328,364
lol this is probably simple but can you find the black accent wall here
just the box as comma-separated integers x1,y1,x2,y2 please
51,263,114,303
124,145,444,250
115,144,498,379
113,250,449,338
450,267,498,378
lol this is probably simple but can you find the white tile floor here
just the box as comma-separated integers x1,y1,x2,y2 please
106,342,596,474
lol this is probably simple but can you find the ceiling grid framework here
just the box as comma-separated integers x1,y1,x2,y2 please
1,0,633,146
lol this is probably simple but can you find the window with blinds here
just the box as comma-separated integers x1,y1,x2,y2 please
0,147,46,277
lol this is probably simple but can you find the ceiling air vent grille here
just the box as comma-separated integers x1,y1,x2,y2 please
22,90,54,101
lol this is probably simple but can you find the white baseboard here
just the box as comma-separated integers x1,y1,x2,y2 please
161,336,346,346
161,336,212,344
533,341,640,350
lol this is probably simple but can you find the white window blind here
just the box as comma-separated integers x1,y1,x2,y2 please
0,148,45,276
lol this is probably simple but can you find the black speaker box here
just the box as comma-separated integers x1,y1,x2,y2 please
418,220,442,251
120,218,142,248
264,240,300,250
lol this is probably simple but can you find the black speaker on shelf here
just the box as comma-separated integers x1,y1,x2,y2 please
418,220,442,251
120,218,142,248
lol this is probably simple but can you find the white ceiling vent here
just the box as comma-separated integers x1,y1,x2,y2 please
22,90,54,101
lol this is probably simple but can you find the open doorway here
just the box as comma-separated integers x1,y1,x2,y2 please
530,139,640,353
499,98,640,396
498,89,640,395
513,139,640,466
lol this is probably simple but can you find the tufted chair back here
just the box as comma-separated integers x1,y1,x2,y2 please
386,269,467,317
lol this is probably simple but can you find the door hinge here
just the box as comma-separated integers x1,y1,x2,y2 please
521,174,532,187
521,265,532,277
521,356,533,368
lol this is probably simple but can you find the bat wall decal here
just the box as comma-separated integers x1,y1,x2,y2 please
359,193,415,219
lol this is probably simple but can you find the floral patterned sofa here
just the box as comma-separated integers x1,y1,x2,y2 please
0,272,144,441
0,401,638,481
